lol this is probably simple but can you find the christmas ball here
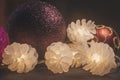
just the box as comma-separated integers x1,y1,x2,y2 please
6,0,66,60
0,26,9,63
93,25,119,50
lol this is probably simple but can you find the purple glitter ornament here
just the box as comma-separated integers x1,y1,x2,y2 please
0,26,9,62
7,0,66,60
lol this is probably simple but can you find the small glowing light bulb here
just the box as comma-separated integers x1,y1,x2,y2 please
17,58,21,62
91,54,100,63
17,55,25,62
78,28,89,37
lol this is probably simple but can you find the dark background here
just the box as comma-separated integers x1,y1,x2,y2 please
0,0,120,80
0,0,120,35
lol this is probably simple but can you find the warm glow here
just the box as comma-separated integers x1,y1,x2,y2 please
17,55,25,62
91,54,100,63
72,51,78,56
17,58,21,62
78,28,89,36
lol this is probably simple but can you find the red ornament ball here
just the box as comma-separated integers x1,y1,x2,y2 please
93,25,120,49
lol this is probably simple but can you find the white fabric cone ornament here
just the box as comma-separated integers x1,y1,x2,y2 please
2,42,38,73
68,43,89,68
67,19,96,43
45,42,73,73
83,41,117,76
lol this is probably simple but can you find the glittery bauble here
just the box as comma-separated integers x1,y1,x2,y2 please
93,25,119,50
6,0,66,60
0,26,9,63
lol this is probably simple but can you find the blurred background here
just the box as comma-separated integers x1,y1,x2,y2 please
0,0,120,35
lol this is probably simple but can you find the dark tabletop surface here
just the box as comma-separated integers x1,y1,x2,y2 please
0,64,120,80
